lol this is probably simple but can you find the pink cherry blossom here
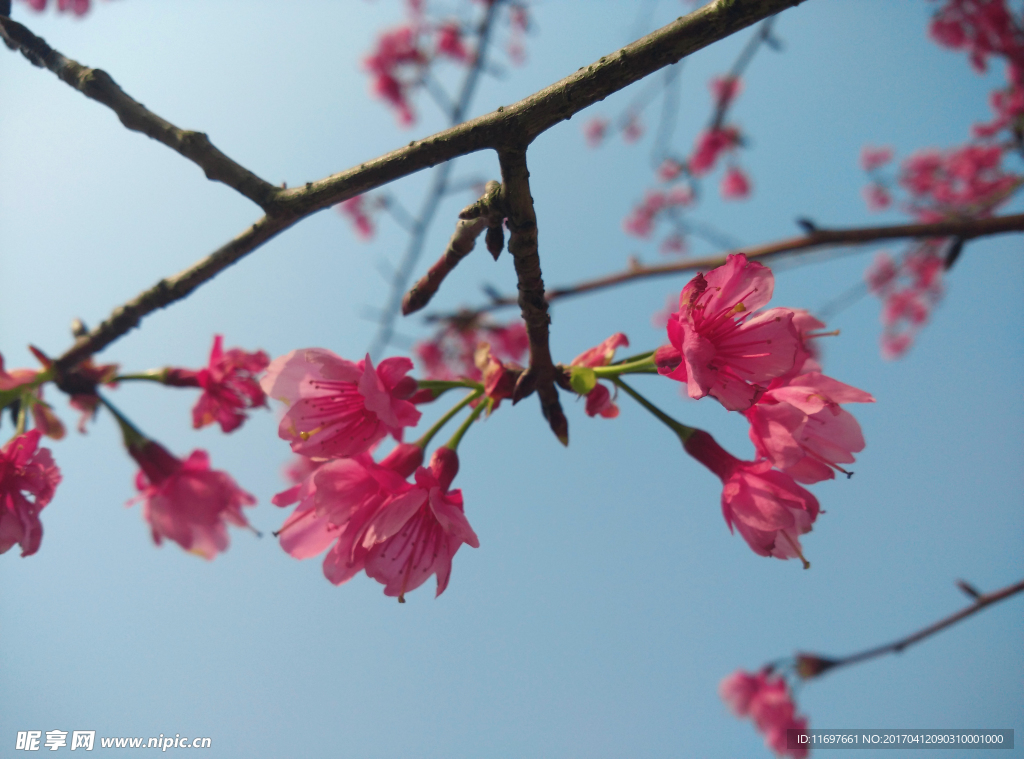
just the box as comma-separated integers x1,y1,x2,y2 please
570,333,629,419
0,430,61,558
660,233,687,256
337,195,376,240
363,447,479,600
20,0,91,15
899,145,1020,219
974,64,1024,137
860,144,894,171
129,442,255,559
436,21,470,62
684,430,819,564
622,113,644,143
689,126,740,176
657,159,685,182
168,335,269,434
720,166,751,200
929,0,1024,74
364,25,428,125
865,241,946,359
414,319,528,381
710,75,743,106
745,371,875,484
261,349,422,460
583,117,610,148
865,252,899,294
657,254,802,411
721,669,810,758
862,183,892,211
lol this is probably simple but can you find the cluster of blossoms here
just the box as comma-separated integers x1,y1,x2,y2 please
18,0,91,16
720,669,809,758
0,335,268,559
414,316,528,381
363,0,530,126
261,349,479,600
858,0,1023,358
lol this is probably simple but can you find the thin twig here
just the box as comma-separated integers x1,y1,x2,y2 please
427,213,1024,318
0,16,279,210
803,578,1024,677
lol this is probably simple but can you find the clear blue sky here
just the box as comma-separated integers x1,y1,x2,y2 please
1,1,1021,757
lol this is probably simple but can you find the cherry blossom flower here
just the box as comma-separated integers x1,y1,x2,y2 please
363,447,479,600
862,183,892,211
337,195,376,240
570,333,629,419
721,669,810,759
684,430,819,564
899,145,1020,219
583,117,610,148
720,166,751,199
660,233,687,256
261,350,421,460
745,371,874,484
129,442,255,559
710,75,743,106
0,354,40,393
657,158,685,182
0,430,61,558
689,126,741,176
929,0,1024,75
974,64,1024,136
657,254,801,411
436,21,470,62
414,319,528,381
364,25,428,125
622,113,644,143
622,188,693,239
20,0,91,15
165,336,269,434
860,144,894,171
866,241,946,359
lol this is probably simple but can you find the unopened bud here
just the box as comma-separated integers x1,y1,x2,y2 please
430,447,460,491
795,653,838,679
381,443,425,479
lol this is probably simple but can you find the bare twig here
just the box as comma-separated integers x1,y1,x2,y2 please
429,213,1024,318
0,16,279,210
42,0,805,372
499,148,566,445
799,577,1024,678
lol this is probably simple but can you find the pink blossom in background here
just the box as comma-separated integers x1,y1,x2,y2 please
20,0,91,15
0,430,61,558
660,233,687,256
413,319,528,381
129,442,255,559
363,447,479,600
338,195,376,240
684,430,819,564
436,21,470,62
689,126,740,176
929,0,1024,74
866,241,946,359
710,75,743,106
364,25,427,125
505,4,530,65
657,254,801,411
0,353,41,393
720,166,751,199
865,252,899,293
899,145,1020,219
974,64,1024,136
860,144,894,171
174,335,271,434
622,113,644,143
862,183,892,211
622,188,693,239
570,333,629,419
657,158,685,182
583,117,610,148
261,349,421,459
745,371,874,484
721,669,810,758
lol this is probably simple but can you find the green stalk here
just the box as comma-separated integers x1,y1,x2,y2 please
97,394,148,450
414,389,483,449
613,377,696,442
592,354,657,377
445,399,487,451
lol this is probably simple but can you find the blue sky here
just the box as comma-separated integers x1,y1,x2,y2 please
1,1,1022,757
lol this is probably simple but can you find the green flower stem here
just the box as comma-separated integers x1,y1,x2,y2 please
592,354,658,377
97,394,148,450
611,349,656,366
14,394,28,436
415,378,485,401
612,377,696,442
445,399,487,451
113,370,169,383
414,389,483,449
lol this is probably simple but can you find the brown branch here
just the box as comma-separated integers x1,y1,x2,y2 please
0,16,279,210
402,181,504,315
44,0,804,371
499,147,567,445
432,212,1024,317
798,577,1024,679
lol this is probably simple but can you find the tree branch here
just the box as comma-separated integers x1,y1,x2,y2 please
45,0,805,372
499,147,567,445
799,577,1024,678
429,213,1024,317
0,16,280,210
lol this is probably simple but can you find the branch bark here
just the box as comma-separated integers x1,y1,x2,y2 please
429,212,1024,317
0,16,280,210
499,148,566,445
